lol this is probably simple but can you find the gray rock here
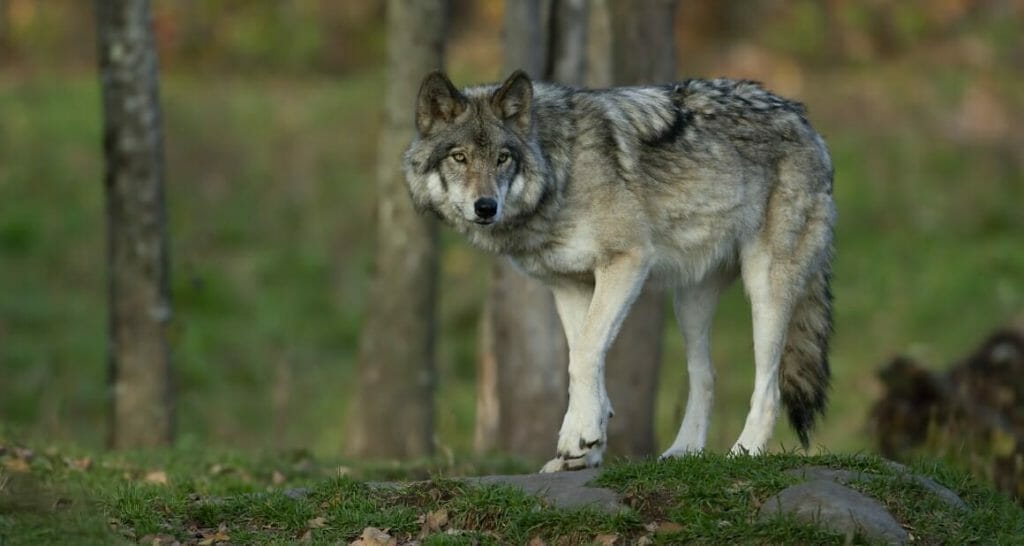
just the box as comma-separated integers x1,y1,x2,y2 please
879,461,968,511
787,465,967,511
463,468,624,512
759,479,909,544
369,468,625,513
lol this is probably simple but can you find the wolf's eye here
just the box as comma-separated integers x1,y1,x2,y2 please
497,151,510,165
451,152,466,163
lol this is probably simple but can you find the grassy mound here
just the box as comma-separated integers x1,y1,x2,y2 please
1,444,1022,545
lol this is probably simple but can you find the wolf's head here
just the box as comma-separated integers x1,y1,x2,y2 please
404,70,548,231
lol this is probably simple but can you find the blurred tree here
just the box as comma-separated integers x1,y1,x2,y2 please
348,0,450,459
0,0,10,61
475,0,589,460
602,0,678,457
96,0,175,448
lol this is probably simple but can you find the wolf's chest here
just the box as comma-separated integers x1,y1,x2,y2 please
509,224,602,280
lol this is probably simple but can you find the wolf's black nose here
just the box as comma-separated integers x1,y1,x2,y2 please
474,197,498,219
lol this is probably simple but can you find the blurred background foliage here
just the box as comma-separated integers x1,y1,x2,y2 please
0,0,1022,458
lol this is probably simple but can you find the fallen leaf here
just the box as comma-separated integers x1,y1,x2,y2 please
3,457,30,473
66,457,93,471
418,509,448,537
655,521,684,533
198,523,230,545
138,534,181,545
298,529,313,542
272,470,287,485
636,536,653,546
349,526,397,546
594,533,619,545
144,470,168,485
527,537,546,546
307,516,328,529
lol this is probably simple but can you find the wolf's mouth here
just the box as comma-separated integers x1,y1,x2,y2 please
472,219,495,226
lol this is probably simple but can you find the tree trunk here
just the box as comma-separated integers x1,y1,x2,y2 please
474,0,589,460
348,0,449,459
96,0,174,449
0,0,10,62
602,0,678,457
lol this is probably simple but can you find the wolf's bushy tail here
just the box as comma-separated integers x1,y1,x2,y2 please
780,250,833,449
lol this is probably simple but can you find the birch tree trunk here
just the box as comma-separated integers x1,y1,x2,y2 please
602,0,678,457
348,0,449,458
96,0,175,448
474,0,588,460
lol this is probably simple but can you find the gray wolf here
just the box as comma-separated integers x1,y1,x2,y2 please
404,70,835,472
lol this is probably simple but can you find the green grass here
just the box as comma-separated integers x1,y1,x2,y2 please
2,441,1021,545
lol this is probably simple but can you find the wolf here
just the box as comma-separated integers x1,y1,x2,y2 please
404,70,835,472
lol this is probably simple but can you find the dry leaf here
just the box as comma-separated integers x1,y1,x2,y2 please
138,534,181,545
144,470,168,485
594,533,619,545
67,457,93,471
272,470,287,485
527,537,546,546
636,536,653,546
349,526,397,546
418,509,448,537
198,523,230,545
3,457,30,473
299,529,313,543
655,521,684,533
307,516,328,529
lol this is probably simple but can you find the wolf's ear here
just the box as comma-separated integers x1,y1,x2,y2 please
416,71,467,136
491,70,533,134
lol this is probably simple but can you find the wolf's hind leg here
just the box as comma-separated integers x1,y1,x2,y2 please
540,251,649,473
731,246,789,455
661,271,731,459
732,193,834,454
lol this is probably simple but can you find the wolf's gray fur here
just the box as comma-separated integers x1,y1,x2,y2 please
405,70,835,471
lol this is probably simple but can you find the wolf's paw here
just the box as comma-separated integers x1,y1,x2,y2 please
543,398,609,473
728,442,764,456
539,450,602,473
658,446,703,461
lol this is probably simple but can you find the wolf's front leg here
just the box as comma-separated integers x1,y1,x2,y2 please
540,252,650,473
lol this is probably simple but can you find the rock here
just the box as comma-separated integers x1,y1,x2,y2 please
787,465,967,511
879,460,968,510
368,468,625,513
759,479,909,544
463,468,624,512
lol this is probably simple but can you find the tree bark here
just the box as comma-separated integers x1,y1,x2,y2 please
348,0,449,459
476,0,558,459
602,0,678,457
474,0,589,460
96,0,174,448
0,0,10,62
